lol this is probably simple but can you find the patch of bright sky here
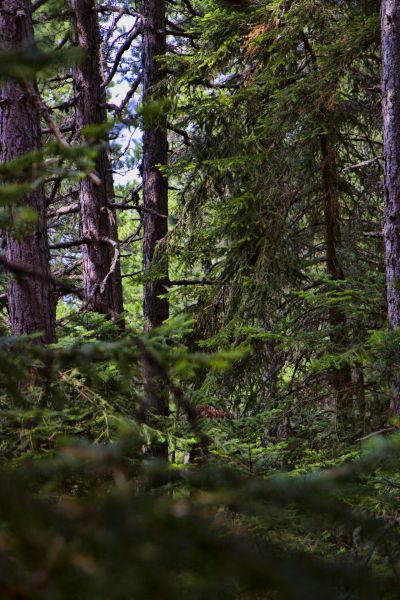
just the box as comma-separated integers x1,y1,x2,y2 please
108,15,141,187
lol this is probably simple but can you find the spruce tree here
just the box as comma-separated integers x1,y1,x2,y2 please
0,0,55,343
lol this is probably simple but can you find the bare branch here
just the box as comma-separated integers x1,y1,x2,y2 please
342,156,382,173
95,5,144,20
102,21,143,89
24,82,101,187
47,203,80,219
50,238,91,250
168,123,190,145
169,279,213,286
182,0,202,17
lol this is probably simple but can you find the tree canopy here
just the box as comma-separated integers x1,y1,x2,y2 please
0,1,400,598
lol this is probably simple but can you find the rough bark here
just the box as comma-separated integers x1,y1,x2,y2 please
381,0,400,414
0,0,55,343
321,133,353,424
141,0,169,445
70,0,124,316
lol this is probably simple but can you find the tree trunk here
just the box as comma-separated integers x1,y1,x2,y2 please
0,0,55,343
321,133,353,425
141,0,169,452
70,0,124,317
381,0,400,414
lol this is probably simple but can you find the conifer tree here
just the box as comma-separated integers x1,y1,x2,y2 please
0,0,55,343
141,0,169,423
69,0,124,317
381,0,400,414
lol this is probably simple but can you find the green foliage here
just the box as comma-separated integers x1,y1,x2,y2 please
0,0,398,598
0,47,82,81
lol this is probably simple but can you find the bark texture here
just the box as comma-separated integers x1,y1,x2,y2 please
142,0,169,419
321,133,352,422
382,0,400,330
70,0,123,316
381,0,400,414
0,0,55,343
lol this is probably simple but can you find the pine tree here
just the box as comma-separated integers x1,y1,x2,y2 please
141,0,170,428
69,0,124,318
0,0,55,343
381,0,400,415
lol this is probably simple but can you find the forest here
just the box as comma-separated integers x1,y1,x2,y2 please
1,0,400,597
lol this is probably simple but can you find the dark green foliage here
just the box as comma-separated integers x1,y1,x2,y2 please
0,0,399,598
1,410,400,599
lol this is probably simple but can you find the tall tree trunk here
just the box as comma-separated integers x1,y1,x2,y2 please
321,133,353,425
141,0,169,450
381,0,400,415
0,0,55,343
70,0,124,317
302,33,353,427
